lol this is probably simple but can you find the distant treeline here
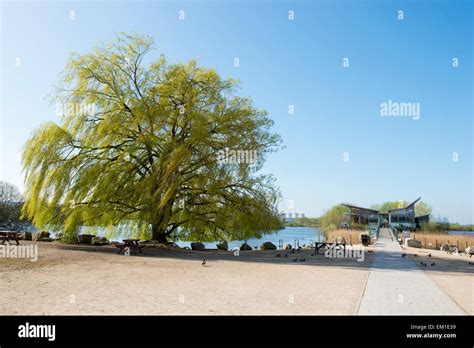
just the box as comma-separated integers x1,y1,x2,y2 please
448,223,474,231
0,181,33,231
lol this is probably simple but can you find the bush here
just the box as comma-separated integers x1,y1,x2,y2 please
320,205,349,232
420,215,450,233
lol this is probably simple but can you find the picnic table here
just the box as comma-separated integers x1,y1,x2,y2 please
0,231,21,245
314,241,346,254
115,239,144,255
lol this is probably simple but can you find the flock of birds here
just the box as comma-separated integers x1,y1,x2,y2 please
201,247,472,268
275,247,310,262
412,252,474,266
201,247,312,266
401,251,437,267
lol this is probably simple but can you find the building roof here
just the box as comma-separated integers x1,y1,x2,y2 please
415,213,431,219
343,197,422,214
342,204,379,213
387,197,421,212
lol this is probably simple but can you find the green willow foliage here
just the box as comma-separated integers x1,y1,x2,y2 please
22,33,282,242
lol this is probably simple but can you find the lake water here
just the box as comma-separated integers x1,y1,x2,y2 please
175,227,324,250
73,225,323,249
62,226,472,248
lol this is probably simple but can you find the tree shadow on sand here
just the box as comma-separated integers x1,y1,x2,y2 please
46,241,474,276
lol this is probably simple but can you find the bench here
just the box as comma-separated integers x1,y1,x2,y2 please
0,231,21,245
314,242,346,254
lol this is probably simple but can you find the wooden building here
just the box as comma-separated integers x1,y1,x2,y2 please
342,197,427,232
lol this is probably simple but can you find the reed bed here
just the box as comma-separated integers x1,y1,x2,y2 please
409,232,474,251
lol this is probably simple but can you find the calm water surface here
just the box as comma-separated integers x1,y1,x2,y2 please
175,227,324,250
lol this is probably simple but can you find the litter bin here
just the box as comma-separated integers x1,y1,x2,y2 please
359,234,370,246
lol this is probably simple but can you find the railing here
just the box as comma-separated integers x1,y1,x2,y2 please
278,239,283,250
388,225,398,240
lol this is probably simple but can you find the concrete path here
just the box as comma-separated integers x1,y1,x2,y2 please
358,228,465,315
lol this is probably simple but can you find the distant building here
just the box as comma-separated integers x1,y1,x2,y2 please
342,197,428,232
283,211,306,222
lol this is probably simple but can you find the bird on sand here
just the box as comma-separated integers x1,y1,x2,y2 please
414,254,418,257
428,253,432,258
201,260,206,267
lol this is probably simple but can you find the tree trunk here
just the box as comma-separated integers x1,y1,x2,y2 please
152,224,168,243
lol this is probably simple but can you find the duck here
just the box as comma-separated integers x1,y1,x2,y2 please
201,259,206,267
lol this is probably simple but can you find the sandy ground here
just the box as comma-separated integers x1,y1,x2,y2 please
1,241,471,315
403,246,473,314
0,241,374,315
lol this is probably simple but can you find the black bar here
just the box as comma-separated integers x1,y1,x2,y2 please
0,316,471,346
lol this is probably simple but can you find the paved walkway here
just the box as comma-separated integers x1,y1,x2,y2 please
358,228,465,315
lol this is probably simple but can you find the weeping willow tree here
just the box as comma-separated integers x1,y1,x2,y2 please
22,33,283,243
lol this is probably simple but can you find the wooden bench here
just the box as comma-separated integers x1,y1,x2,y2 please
0,231,21,245
314,242,346,254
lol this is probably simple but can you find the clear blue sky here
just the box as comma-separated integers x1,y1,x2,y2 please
1,0,472,223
